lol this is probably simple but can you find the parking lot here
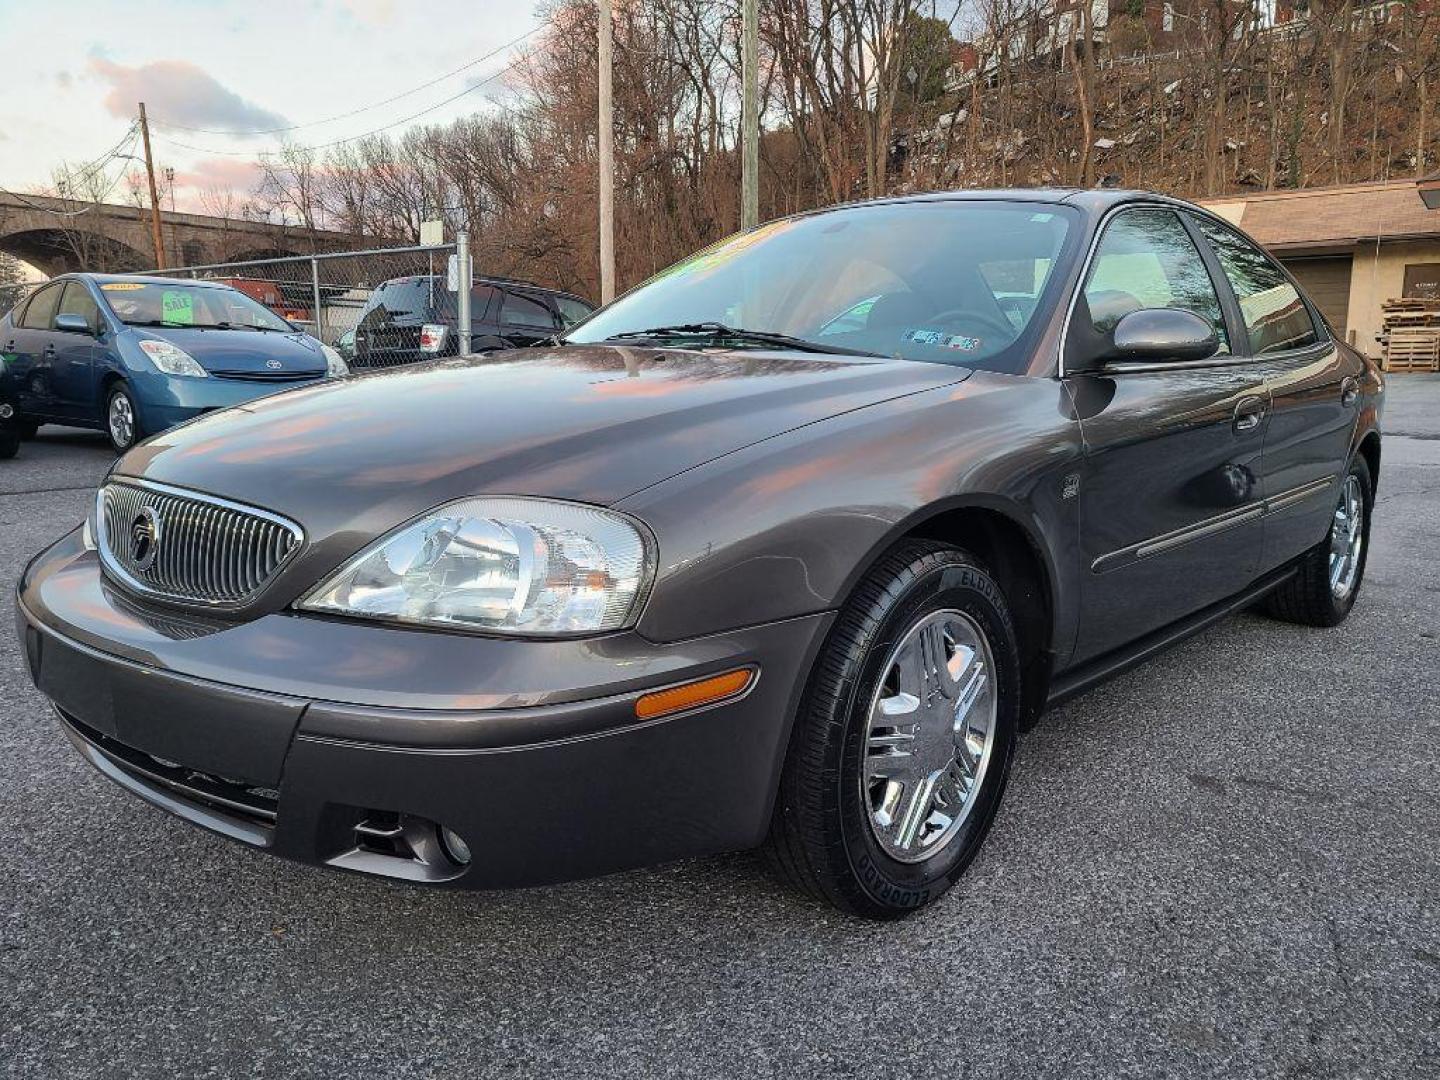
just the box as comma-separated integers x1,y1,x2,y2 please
0,377,1436,1080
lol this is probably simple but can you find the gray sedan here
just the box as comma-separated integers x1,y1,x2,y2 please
17,189,1382,918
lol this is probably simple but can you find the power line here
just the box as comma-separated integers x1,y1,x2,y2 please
151,25,544,137
0,127,141,216
154,58,525,158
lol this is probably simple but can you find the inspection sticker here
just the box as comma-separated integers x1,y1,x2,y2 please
903,328,982,352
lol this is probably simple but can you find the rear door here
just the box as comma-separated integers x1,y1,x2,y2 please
8,282,63,417
1066,207,1269,663
1188,214,1360,572
49,281,101,420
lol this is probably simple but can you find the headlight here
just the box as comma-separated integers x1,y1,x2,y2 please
137,339,208,377
298,497,654,636
321,344,349,378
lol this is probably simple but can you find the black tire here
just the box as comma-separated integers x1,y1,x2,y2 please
1262,454,1372,627
0,427,19,459
765,540,1022,919
16,418,39,440
104,383,142,455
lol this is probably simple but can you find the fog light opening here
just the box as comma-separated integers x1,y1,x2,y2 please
439,826,472,866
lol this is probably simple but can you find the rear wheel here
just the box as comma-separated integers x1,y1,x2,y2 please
1263,455,1372,627
105,384,142,454
766,540,1021,919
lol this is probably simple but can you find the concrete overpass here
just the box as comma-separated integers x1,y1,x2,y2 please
0,192,366,275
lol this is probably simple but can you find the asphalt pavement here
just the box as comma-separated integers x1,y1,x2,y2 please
2,378,1437,1079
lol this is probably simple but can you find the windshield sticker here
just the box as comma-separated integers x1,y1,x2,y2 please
903,328,982,352
100,282,145,292
160,290,195,325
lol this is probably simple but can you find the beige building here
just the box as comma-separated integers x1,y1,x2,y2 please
1201,180,1440,358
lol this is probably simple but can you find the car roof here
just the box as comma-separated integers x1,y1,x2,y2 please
798,186,1209,222
377,274,590,303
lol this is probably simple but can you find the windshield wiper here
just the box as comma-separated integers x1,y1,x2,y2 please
123,319,284,332
601,322,884,357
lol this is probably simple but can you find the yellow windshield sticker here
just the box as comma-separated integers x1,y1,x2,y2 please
161,290,194,325
100,282,145,292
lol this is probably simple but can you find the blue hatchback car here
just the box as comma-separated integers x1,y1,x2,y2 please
0,274,349,452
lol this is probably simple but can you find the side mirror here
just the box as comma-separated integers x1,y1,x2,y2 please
54,313,93,335
1108,308,1218,364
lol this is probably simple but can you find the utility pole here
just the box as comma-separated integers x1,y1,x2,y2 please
597,0,615,304
137,103,166,269
741,0,759,230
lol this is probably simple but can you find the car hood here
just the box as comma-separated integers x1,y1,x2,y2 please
118,345,971,544
131,326,326,375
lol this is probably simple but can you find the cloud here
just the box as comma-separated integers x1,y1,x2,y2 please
169,158,266,212
334,0,397,23
88,56,288,136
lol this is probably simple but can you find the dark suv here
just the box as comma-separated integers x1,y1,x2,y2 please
349,275,594,368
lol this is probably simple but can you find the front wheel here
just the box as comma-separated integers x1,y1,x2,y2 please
0,426,19,459
104,384,142,454
766,540,1021,919
1263,454,1372,627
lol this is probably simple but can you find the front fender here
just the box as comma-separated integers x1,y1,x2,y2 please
615,371,1083,659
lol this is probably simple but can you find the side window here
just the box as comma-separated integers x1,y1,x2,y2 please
435,284,498,321
1192,217,1319,354
555,296,593,327
19,283,62,330
1083,210,1229,353
501,291,558,329
57,282,100,331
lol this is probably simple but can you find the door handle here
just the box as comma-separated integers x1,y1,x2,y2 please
1341,377,1359,407
41,345,55,358
1232,396,1266,433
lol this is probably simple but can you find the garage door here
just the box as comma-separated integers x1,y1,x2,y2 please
1284,257,1352,337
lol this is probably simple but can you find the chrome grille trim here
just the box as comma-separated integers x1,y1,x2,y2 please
96,479,304,608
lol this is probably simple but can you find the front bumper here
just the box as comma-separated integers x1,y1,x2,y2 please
18,530,831,888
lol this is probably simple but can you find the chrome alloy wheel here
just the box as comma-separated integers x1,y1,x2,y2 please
108,393,135,448
1328,473,1364,600
861,608,998,864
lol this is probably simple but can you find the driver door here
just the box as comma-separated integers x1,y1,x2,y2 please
48,281,100,421
1066,208,1270,663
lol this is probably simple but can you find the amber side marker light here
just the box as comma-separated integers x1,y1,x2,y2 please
635,668,756,720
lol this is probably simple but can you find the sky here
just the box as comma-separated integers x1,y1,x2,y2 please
0,0,544,213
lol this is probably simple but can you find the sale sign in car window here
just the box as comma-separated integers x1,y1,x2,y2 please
161,290,195,325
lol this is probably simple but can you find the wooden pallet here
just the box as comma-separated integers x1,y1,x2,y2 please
1383,328,1440,372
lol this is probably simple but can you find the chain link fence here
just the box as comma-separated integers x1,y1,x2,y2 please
155,244,458,354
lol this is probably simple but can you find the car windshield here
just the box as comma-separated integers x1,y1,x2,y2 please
567,200,1079,372
98,281,295,332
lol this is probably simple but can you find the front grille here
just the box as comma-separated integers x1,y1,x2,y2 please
209,370,322,382
97,480,303,607
57,708,278,835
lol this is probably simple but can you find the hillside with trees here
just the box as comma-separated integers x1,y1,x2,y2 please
227,0,1439,298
